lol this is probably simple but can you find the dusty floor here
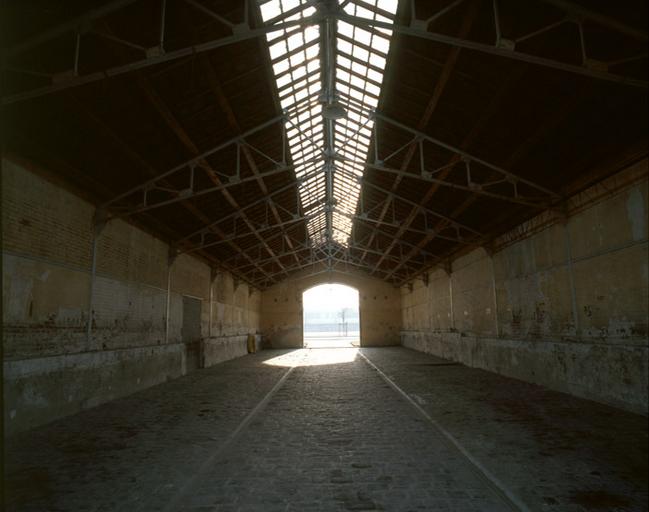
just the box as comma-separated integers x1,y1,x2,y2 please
4,347,648,511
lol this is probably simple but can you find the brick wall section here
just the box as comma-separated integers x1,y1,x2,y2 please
91,278,167,351
96,218,168,289
2,158,261,356
211,271,261,338
3,254,90,358
400,159,649,413
403,161,648,343
170,253,211,342
2,159,93,269
493,225,574,339
2,158,262,435
3,159,93,358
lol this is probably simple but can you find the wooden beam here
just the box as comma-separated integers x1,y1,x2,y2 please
201,55,303,266
68,92,269,285
357,0,480,264
392,84,597,283
133,73,285,282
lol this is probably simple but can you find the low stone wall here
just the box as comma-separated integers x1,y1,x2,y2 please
3,344,185,436
203,334,262,367
4,335,264,437
402,331,648,415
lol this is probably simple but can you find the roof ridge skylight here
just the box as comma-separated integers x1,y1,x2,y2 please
259,0,399,247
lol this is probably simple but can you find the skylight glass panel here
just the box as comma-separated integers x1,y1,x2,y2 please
260,0,398,247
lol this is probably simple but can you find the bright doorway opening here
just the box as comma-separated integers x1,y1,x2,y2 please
303,284,360,348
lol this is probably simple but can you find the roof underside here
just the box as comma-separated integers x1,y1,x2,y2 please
3,0,648,290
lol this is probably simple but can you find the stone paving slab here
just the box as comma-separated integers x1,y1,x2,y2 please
360,347,648,512
4,347,647,511
170,349,514,512
4,352,292,512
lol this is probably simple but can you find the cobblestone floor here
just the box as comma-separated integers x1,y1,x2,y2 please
4,347,648,511
360,348,648,512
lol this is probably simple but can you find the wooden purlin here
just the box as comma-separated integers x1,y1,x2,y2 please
134,72,284,282
67,93,267,286
392,84,598,284
201,56,303,267
356,0,481,268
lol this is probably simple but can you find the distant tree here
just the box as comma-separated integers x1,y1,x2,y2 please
338,307,356,336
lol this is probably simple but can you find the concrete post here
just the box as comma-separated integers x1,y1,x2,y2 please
448,268,455,331
563,222,580,335
489,254,500,337
164,265,172,343
86,230,99,348
165,248,178,344
209,268,218,339
86,210,107,348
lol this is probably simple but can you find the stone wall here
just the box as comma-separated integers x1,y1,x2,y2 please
261,270,401,348
400,159,649,414
2,158,261,435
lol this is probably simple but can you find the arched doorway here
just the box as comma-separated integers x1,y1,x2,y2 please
302,284,360,348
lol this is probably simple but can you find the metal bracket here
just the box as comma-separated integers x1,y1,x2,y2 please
584,58,608,72
497,38,516,50
146,46,163,58
553,203,570,225
93,207,109,235
483,240,497,257
52,70,76,84
232,23,250,35
409,18,428,31
168,245,180,265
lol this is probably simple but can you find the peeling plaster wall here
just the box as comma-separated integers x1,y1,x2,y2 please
261,270,401,348
401,160,649,414
2,159,261,435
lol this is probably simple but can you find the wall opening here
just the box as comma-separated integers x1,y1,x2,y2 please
303,284,360,348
